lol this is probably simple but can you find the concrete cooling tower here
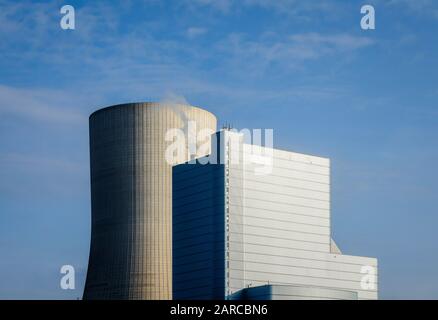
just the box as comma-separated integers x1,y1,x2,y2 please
83,102,217,299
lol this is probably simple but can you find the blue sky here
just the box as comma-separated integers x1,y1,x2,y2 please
0,0,437,299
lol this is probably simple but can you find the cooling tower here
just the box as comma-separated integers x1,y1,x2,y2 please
83,102,217,299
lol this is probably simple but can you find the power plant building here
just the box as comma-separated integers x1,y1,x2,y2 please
172,130,378,300
83,102,377,300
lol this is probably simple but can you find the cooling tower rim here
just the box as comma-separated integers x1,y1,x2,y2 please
89,101,216,120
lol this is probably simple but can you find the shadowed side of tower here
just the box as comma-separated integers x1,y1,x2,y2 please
83,102,217,299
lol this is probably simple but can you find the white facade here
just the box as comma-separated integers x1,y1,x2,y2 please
172,129,378,300
220,130,378,300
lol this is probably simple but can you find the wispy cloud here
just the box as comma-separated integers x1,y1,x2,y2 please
243,0,339,16
186,27,208,39
183,0,233,13
386,0,438,19
159,91,191,105
215,32,374,76
289,33,375,51
184,0,341,18
0,151,89,199
0,85,87,125
0,1,374,106
0,152,84,175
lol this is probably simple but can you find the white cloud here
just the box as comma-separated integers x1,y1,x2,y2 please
160,91,190,105
386,0,438,18
0,2,375,120
186,27,208,38
184,0,233,13
183,0,340,17
244,0,335,15
289,33,375,52
215,32,374,75
0,85,87,125
0,152,84,175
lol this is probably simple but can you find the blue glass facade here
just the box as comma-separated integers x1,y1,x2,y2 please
172,161,226,299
